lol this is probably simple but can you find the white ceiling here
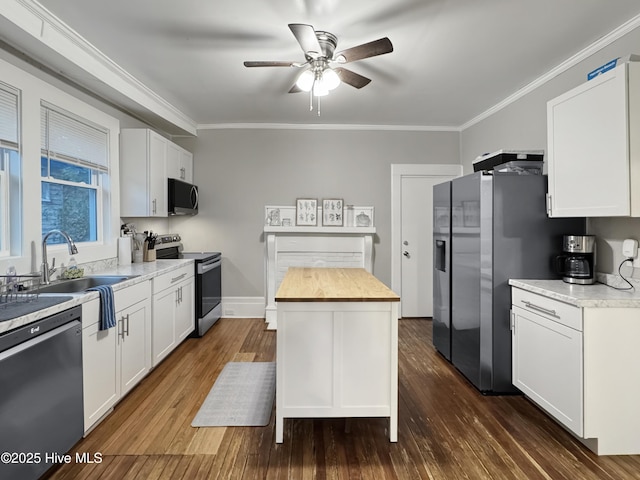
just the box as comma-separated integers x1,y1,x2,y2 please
3,0,640,133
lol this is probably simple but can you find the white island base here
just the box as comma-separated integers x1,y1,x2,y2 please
275,268,399,444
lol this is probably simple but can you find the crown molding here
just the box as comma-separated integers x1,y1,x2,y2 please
460,12,640,131
2,0,198,135
196,122,461,132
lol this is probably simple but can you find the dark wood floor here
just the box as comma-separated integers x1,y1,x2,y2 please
46,318,640,479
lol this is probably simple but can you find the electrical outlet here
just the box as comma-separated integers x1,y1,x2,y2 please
622,238,639,267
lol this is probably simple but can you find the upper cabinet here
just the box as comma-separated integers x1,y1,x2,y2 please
546,62,640,217
120,128,194,217
166,142,193,183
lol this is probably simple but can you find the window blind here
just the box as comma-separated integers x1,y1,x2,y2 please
41,104,109,173
0,86,18,147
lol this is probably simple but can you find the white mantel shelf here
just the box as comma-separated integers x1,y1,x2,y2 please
264,226,376,234
264,226,376,329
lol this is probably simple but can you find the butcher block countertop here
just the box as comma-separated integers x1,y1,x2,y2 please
276,267,400,302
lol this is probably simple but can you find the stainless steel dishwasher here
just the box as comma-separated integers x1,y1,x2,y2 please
0,305,83,480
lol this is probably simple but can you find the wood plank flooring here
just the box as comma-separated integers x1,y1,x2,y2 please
45,318,640,479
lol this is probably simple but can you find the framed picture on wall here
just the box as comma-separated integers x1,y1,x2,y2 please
322,198,344,226
296,198,318,226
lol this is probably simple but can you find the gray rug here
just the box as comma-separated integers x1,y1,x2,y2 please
191,361,276,427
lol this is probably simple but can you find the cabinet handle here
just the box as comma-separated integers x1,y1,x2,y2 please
118,316,125,340
152,198,157,214
180,167,185,179
171,273,187,284
545,194,552,216
175,289,180,305
521,300,559,318
124,314,130,337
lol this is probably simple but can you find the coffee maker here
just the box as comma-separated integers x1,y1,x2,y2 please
555,235,596,284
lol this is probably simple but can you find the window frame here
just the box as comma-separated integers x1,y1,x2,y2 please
40,103,110,247
0,82,20,260
0,55,120,275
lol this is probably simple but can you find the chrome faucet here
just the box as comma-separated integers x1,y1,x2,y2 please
41,229,78,284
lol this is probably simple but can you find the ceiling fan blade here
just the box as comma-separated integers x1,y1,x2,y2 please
288,23,323,58
244,61,298,67
334,68,371,89
334,37,393,63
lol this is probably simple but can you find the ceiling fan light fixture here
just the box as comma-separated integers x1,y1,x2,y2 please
313,81,329,97
295,69,315,92
322,67,340,90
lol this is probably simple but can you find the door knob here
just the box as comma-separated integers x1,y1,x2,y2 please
403,251,410,258
403,240,409,246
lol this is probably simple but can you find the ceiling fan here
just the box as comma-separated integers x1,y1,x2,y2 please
244,24,393,113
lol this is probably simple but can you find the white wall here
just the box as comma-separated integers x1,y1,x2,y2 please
460,24,640,276
173,128,460,297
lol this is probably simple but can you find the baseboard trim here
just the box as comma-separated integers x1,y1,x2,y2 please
221,297,265,319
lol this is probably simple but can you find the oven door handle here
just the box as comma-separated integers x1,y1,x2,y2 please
199,258,221,274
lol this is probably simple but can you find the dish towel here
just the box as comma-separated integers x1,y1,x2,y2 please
87,285,116,330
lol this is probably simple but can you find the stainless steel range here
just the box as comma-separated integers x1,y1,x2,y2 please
155,234,222,337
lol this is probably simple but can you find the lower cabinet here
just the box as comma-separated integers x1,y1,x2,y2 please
151,264,194,367
82,281,151,433
511,286,640,455
511,295,583,436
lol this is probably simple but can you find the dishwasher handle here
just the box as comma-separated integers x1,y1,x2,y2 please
0,319,81,362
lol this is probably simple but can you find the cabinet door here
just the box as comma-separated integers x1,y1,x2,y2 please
82,299,119,432
166,142,182,180
547,64,629,217
152,287,177,367
119,300,151,396
175,278,195,341
180,149,193,183
148,130,167,216
512,306,583,436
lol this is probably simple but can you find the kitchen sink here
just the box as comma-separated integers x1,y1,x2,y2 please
38,275,139,294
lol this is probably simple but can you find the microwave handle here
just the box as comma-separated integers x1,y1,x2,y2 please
191,185,199,209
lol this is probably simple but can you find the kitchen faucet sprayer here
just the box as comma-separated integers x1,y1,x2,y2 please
41,229,78,284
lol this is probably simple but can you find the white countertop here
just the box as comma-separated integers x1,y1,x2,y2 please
0,259,193,334
509,278,640,308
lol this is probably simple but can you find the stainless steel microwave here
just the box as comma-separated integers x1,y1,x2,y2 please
168,178,199,216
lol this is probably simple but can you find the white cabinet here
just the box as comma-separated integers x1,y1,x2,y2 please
175,277,194,341
118,296,151,396
120,129,168,217
82,281,151,433
120,128,195,217
167,142,193,183
82,298,118,432
546,61,640,217
511,286,640,455
511,289,583,436
151,264,194,367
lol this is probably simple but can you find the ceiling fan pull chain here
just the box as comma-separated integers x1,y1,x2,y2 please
309,89,313,112
317,94,321,116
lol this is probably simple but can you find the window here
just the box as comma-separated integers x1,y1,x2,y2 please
41,105,108,245
0,85,20,257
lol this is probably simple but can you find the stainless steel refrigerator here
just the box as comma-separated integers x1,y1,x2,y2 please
433,171,585,394
433,181,452,361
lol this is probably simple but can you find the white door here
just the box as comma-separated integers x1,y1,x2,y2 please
391,164,462,318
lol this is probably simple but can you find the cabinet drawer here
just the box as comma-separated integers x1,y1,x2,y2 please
512,288,582,331
114,280,151,312
153,264,193,294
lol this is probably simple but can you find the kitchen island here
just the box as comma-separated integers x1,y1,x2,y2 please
275,267,400,443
